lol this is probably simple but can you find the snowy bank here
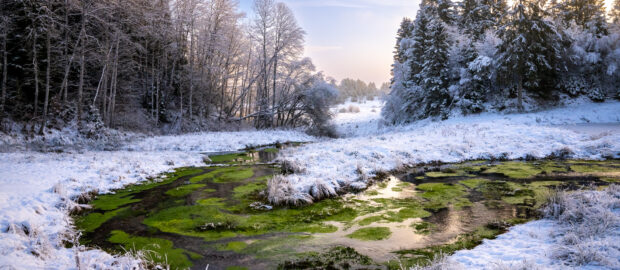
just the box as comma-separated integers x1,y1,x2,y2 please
273,101,620,203
0,129,313,269
414,185,620,270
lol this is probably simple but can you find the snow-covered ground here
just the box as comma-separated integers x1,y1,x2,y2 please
419,185,620,270
2,99,620,269
0,129,314,269
277,101,620,196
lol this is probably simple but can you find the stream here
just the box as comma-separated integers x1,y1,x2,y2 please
75,144,620,270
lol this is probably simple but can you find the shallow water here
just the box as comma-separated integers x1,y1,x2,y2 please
76,155,620,270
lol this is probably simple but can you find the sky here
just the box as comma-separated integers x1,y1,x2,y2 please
239,0,420,85
238,0,616,85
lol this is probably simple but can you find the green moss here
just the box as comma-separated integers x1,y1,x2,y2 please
483,162,541,179
262,148,279,153
165,184,206,197
347,227,391,241
364,190,379,196
417,183,471,210
358,215,383,226
571,164,620,173
108,230,198,269
220,241,248,252
91,167,203,211
425,171,460,178
76,207,128,232
411,222,435,235
226,267,248,270
92,193,140,211
189,167,255,184
459,178,489,189
391,187,403,192
197,197,226,207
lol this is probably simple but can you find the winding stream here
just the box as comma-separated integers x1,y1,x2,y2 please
75,145,620,270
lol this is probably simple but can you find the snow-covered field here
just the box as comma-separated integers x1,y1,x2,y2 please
1,99,620,269
0,129,314,269
277,101,620,197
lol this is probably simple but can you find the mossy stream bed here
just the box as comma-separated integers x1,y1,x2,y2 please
75,149,620,270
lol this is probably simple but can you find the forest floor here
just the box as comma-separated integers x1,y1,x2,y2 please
0,99,619,269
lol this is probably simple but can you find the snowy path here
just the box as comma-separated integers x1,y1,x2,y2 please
0,130,314,269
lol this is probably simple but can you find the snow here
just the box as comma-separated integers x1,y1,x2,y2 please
0,129,314,269
278,101,620,200
2,100,620,269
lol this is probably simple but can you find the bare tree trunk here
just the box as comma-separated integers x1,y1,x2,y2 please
1,29,7,114
33,31,40,121
77,42,84,127
107,36,119,126
39,28,51,134
188,21,194,119
517,76,523,112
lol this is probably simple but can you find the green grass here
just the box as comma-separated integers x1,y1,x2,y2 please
346,227,391,241
108,230,200,269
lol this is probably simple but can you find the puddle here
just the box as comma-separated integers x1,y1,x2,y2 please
76,156,620,270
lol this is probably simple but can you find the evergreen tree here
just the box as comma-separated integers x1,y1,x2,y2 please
394,18,414,63
611,0,620,25
557,0,608,35
409,6,432,86
424,0,458,25
421,18,452,118
496,0,563,110
459,0,498,40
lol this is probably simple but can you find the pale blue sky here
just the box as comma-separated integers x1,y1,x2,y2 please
239,0,420,85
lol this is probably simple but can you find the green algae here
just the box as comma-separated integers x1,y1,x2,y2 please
108,230,200,269
165,184,207,197
347,227,391,241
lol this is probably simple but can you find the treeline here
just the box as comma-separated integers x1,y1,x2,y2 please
383,0,620,124
0,0,337,135
335,78,389,103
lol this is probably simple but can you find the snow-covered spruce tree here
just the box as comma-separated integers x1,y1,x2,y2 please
495,0,563,110
420,18,453,119
383,4,433,124
459,0,499,40
460,51,493,114
612,0,620,25
556,0,608,36
394,18,414,65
